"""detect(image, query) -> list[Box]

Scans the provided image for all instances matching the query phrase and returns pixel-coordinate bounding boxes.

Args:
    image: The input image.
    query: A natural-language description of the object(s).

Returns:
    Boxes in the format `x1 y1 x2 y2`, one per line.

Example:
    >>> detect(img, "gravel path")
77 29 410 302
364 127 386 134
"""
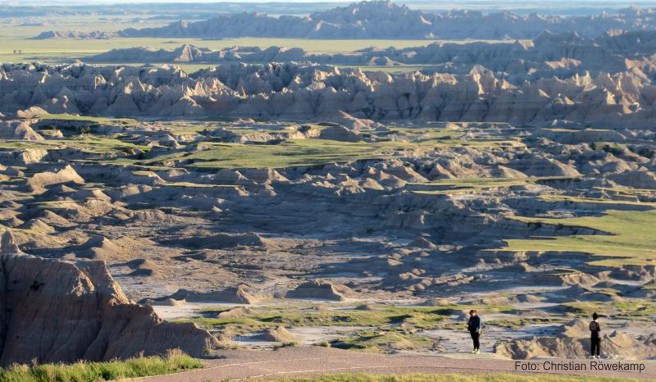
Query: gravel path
128 347 656 381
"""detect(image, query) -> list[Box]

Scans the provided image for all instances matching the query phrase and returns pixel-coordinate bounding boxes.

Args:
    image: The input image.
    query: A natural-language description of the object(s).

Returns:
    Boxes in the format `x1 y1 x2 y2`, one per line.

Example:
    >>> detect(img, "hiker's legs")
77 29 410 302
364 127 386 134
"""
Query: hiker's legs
594 337 601 356
590 337 595 356
591 337 600 356
471 332 480 350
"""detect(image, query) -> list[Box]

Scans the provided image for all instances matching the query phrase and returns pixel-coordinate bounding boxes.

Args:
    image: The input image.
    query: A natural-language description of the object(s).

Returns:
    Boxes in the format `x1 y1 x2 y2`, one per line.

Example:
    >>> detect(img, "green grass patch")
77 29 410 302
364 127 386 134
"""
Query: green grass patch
0 350 202 382
65 135 150 154
148 134 513 169
498 209 656 266
485 317 563 330
187 304 516 343
330 329 431 352
538 195 656 208
0 140 58 151
190 305 449 332
38 113 137 125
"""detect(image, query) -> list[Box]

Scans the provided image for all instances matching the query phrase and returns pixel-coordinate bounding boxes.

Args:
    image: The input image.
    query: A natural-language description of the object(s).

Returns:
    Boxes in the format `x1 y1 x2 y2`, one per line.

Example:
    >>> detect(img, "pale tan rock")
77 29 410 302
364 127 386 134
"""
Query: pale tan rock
0 253 215 365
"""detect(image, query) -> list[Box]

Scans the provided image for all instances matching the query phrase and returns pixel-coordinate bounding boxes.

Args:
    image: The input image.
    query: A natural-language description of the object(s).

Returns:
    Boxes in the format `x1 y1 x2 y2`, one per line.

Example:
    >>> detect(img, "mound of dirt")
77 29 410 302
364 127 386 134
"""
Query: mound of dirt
167 284 259 304
286 280 351 301
332 111 384 132
255 326 297 343
39 210 76 227
151 298 186 307
126 258 163 277
72 188 112 202
217 306 254 318
22 218 56 234
27 165 85 192
515 294 541 303
319 125 362 142
75 235 129 262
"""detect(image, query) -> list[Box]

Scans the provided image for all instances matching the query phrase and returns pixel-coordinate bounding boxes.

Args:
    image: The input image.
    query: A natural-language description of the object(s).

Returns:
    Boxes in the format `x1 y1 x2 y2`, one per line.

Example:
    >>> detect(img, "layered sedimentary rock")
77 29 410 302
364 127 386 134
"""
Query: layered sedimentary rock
1 62 655 127
0 233 214 366
34 2 656 40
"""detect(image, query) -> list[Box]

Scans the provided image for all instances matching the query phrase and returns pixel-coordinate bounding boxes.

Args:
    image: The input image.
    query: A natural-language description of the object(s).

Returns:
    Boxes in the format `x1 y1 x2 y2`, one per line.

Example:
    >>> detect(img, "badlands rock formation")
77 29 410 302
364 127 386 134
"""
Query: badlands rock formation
0 231 214 365
85 30 656 80
2 0 655 363
496 319 656 359
1 61 655 127
0 111 654 359
35 2 656 40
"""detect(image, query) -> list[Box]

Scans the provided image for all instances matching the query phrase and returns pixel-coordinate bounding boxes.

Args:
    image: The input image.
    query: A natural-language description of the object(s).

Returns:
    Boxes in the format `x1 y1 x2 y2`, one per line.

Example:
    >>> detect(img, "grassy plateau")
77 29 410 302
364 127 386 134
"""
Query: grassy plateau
500 209 656 266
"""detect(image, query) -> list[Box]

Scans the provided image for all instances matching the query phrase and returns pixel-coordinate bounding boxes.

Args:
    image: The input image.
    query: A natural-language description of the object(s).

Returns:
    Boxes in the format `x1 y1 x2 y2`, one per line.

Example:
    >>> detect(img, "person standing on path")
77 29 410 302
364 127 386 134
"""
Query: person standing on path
467 309 482 354
590 312 601 359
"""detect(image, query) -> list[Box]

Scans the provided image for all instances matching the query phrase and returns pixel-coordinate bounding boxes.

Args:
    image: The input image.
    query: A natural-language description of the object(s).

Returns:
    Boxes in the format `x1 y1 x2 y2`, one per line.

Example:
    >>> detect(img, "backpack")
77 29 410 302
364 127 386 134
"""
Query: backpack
589 321 599 332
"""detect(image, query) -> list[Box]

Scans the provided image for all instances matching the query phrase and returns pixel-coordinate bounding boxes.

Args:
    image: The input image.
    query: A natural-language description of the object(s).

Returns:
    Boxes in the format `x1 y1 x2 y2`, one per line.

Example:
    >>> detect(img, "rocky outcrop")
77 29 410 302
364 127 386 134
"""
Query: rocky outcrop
0 231 22 255
163 284 260 304
0 120 44 141
286 280 351 301
0 249 214 366
26 165 85 192
2 62 656 127
495 319 656 360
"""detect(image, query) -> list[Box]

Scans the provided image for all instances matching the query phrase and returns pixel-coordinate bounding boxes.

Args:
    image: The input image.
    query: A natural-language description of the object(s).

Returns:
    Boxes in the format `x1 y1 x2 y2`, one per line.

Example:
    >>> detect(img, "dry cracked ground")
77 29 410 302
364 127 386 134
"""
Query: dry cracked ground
0 1 656 377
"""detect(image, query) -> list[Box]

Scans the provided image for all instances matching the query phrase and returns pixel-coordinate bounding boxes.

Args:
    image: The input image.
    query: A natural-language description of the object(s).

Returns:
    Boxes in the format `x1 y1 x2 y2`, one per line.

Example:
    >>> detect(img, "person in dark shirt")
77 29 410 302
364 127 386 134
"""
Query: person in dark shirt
467 309 482 354
589 312 601 359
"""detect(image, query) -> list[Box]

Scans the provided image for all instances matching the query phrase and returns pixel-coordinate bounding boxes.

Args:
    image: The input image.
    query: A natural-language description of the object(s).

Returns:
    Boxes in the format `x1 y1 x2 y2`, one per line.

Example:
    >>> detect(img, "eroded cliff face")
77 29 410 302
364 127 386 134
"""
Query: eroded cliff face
0 235 213 366
0 62 654 127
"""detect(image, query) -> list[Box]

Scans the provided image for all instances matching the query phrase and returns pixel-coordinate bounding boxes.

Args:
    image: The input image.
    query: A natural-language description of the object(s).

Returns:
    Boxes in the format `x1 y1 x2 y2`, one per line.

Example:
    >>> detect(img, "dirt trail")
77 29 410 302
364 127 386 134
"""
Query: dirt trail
128 347 656 381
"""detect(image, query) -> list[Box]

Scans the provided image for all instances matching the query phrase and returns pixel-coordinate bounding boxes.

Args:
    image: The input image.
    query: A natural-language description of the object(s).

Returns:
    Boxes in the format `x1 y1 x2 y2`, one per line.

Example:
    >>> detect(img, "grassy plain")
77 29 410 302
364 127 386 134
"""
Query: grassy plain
0 15 513 70
146 134 515 169
500 209 656 266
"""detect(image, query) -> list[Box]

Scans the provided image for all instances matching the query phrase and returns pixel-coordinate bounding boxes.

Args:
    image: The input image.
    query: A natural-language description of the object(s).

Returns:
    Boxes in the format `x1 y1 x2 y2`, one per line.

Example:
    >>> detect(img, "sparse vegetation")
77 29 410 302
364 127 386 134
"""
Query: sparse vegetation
0 350 202 382
329 329 431 352
190 305 451 332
